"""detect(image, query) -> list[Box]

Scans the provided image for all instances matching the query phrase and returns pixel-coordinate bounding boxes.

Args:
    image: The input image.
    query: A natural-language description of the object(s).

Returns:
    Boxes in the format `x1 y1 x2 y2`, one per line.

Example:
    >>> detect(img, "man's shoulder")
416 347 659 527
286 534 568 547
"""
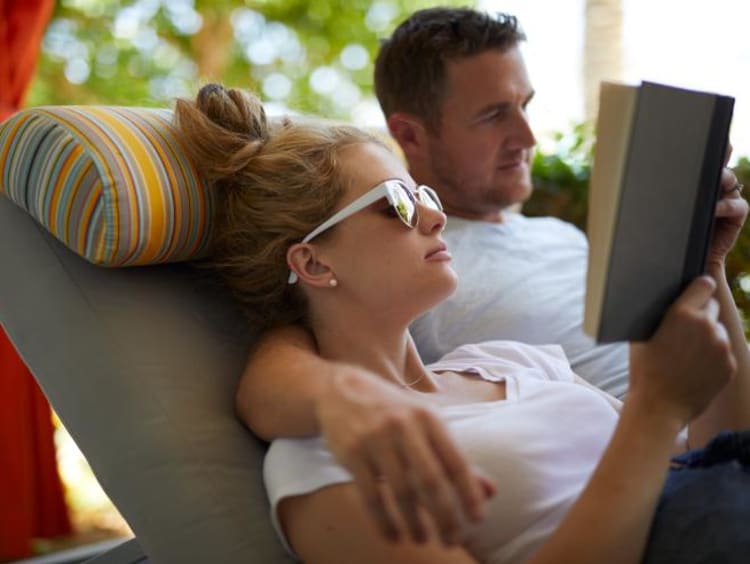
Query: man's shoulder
445 212 580 231
513 213 588 245
441 214 588 257
513 212 581 231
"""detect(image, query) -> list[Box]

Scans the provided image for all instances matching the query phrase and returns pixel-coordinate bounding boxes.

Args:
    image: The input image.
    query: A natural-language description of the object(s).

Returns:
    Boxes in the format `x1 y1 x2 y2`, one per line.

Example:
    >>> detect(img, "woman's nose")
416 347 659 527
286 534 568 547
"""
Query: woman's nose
418 203 446 233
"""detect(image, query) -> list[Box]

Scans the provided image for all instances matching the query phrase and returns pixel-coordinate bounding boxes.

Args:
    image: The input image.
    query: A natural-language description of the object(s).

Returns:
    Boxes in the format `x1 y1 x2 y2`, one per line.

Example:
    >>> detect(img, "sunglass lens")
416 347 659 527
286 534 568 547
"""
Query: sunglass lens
419 187 442 211
395 190 417 226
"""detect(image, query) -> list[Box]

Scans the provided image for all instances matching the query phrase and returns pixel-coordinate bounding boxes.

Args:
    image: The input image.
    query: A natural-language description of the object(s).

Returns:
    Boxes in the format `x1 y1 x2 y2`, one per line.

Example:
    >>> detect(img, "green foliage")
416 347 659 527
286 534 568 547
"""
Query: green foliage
728 157 750 328
527 123 593 231
528 125 750 336
27 1 750 333
29 0 470 118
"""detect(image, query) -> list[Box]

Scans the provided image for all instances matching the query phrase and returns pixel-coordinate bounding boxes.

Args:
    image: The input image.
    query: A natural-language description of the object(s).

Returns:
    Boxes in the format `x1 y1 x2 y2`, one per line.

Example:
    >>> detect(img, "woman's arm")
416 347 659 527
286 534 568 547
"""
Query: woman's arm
272 278 734 564
686 168 750 447
530 168 748 563
528 401 678 564
279 483 479 564
236 324 494 545
278 278 734 564
528 276 735 564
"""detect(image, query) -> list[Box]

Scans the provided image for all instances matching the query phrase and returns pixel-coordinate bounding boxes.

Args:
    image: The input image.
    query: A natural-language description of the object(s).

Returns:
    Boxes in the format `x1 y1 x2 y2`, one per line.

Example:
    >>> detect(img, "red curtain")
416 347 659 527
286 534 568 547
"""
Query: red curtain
0 0 73 560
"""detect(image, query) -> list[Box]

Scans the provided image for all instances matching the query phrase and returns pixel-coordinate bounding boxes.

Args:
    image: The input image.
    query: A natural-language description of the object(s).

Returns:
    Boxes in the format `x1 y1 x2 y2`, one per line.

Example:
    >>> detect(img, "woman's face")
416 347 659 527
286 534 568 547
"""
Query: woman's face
319 141 457 324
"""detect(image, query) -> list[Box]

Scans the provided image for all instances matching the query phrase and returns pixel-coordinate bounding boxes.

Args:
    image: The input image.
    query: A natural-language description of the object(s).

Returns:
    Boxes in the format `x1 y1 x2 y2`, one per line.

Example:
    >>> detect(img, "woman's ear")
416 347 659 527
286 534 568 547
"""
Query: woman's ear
287 243 335 288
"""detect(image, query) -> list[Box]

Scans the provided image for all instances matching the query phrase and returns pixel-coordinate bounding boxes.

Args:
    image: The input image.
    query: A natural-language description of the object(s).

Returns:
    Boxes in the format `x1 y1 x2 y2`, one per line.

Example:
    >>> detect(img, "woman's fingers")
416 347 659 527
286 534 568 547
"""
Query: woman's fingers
719 166 737 192
716 196 749 218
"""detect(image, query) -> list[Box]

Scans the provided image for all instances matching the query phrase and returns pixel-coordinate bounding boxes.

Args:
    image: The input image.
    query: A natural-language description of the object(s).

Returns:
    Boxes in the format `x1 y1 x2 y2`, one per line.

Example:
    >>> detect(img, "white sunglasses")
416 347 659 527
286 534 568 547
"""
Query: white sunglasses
288 179 442 284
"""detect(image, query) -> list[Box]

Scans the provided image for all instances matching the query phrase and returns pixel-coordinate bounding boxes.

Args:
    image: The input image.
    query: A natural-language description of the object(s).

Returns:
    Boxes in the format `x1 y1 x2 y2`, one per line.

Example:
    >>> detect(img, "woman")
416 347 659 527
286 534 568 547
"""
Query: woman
175 84 750 563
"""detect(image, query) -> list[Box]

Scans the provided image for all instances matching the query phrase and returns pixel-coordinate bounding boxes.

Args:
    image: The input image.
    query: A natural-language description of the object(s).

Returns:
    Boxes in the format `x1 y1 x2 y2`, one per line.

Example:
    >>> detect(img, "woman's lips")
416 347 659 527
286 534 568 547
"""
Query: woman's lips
425 243 452 261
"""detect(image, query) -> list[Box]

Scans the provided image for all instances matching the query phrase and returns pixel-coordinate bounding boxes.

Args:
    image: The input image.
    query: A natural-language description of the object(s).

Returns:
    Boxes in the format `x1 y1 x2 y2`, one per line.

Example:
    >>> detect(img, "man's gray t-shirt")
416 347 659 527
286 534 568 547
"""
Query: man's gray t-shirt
409 213 629 399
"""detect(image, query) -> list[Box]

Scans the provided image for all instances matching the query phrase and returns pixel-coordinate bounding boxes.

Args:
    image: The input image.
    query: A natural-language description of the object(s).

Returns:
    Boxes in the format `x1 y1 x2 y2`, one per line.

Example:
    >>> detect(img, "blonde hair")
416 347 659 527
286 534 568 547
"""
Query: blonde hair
175 84 381 329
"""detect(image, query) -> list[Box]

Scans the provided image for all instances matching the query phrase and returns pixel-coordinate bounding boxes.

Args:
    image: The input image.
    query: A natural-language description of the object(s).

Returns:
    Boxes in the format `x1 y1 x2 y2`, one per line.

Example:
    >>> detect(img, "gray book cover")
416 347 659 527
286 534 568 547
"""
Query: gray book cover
589 81 733 342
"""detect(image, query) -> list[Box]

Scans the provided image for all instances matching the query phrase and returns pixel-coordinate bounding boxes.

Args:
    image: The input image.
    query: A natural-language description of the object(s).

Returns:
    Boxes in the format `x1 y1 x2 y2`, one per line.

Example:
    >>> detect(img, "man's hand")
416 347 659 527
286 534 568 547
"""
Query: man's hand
629 276 736 426
707 146 749 266
315 366 496 545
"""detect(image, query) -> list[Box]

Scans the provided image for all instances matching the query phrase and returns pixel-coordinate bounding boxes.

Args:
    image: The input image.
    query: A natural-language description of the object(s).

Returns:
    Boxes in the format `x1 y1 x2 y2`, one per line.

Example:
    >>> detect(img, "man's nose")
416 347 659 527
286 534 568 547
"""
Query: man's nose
507 110 536 150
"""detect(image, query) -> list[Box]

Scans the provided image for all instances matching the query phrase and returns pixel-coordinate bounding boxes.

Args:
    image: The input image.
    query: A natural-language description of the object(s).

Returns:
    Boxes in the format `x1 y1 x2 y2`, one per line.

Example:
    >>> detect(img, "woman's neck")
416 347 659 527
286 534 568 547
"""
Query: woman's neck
313 318 437 392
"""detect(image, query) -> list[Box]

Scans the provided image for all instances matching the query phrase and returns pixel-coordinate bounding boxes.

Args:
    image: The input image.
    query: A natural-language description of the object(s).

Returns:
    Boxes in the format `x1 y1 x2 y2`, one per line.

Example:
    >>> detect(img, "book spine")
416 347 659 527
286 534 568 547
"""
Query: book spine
682 96 735 283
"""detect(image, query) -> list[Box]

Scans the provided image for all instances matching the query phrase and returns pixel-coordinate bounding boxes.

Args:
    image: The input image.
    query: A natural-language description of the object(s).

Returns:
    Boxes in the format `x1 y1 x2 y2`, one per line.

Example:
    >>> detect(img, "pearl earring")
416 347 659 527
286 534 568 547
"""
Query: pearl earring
329 278 338 287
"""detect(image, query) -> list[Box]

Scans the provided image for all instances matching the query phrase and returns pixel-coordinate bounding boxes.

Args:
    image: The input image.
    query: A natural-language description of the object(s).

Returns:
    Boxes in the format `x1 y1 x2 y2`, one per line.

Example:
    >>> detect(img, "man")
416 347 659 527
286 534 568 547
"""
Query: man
235 7 736 546
373 8 627 397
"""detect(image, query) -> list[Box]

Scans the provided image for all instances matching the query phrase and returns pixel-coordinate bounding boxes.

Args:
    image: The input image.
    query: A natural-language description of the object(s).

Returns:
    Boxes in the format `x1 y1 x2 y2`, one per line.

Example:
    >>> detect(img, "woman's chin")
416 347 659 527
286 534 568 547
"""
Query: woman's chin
443 268 459 297
418 270 459 313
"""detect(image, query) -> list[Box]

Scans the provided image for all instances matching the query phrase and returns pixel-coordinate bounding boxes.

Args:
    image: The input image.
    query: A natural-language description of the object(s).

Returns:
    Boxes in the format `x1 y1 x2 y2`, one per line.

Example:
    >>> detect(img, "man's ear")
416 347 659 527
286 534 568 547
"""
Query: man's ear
287 243 334 288
387 112 428 162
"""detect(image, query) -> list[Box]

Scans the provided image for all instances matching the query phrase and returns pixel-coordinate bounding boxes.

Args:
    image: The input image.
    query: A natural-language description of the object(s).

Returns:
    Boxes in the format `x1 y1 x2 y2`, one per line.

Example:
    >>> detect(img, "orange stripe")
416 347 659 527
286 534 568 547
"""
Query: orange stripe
88 107 167 264
115 108 176 262
144 109 192 256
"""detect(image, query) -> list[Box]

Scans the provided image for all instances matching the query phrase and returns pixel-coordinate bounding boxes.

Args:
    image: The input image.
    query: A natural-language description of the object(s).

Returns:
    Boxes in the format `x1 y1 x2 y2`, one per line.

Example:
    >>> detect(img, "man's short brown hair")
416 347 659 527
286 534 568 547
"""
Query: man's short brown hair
374 7 526 132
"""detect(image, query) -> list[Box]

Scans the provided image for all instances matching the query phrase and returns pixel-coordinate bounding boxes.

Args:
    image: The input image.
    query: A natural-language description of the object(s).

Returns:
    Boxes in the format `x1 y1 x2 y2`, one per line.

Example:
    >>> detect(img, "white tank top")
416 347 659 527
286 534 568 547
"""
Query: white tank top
263 341 625 562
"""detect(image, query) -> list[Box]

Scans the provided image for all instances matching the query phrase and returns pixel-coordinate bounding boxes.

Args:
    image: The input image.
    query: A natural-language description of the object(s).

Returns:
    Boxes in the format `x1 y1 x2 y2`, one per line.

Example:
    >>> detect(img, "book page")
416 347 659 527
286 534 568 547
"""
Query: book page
584 81 638 337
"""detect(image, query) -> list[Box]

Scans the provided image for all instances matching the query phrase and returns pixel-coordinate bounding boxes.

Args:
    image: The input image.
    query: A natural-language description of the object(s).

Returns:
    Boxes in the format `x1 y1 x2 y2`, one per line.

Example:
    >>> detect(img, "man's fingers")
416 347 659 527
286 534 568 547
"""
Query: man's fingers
336 403 491 546
424 413 491 523
372 438 429 543
400 427 464 545
478 472 497 498
347 458 401 541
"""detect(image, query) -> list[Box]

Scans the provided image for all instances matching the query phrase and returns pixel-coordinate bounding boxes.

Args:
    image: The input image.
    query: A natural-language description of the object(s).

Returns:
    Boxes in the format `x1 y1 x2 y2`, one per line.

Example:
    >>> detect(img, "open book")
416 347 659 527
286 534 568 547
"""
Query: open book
584 81 734 342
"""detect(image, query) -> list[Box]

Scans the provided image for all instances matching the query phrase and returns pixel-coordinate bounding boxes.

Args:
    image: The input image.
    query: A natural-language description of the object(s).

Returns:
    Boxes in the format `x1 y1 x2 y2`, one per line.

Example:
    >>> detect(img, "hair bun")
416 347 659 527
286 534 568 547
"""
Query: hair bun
197 83 269 144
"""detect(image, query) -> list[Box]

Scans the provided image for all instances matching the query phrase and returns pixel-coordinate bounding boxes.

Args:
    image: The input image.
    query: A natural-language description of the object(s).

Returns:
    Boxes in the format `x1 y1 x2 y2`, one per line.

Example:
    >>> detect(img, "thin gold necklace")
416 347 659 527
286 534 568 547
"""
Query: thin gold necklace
398 371 426 389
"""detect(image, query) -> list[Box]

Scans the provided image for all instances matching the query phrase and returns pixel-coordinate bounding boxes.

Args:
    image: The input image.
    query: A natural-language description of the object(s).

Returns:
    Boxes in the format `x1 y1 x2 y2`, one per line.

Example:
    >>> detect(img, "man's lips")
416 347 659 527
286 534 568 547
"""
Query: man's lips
497 160 526 170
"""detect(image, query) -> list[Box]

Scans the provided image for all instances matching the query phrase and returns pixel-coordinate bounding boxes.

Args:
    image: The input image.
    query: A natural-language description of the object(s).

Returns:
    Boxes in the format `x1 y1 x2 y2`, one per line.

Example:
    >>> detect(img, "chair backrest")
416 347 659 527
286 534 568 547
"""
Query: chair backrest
0 104 293 562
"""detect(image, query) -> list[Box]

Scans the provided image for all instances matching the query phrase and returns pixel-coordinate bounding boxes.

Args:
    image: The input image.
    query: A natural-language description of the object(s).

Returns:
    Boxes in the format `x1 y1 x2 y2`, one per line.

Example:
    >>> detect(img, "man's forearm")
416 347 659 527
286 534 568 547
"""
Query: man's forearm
236 326 335 440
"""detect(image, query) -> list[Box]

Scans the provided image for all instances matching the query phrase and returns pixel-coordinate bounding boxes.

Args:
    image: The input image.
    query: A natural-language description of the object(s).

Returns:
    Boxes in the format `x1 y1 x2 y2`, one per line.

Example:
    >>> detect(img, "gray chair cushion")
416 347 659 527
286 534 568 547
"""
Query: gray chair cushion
0 196 292 563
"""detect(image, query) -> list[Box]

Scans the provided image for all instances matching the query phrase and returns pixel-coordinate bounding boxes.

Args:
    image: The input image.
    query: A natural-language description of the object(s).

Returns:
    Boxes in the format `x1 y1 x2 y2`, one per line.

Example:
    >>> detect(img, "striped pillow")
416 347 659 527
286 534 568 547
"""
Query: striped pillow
0 106 213 266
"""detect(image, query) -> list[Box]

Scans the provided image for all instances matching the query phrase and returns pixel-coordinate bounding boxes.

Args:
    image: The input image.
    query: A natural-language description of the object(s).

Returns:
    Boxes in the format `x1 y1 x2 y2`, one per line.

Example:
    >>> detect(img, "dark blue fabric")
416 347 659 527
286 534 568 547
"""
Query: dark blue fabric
642 430 750 564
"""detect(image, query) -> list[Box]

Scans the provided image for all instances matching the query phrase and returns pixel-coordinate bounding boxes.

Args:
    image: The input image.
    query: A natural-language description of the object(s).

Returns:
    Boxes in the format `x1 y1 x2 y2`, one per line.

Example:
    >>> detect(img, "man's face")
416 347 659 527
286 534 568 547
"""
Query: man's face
423 47 536 222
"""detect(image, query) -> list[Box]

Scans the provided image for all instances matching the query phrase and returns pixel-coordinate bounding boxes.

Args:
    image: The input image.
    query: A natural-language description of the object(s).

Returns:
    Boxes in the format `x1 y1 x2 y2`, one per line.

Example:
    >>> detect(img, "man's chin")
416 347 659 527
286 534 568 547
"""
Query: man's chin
495 181 533 207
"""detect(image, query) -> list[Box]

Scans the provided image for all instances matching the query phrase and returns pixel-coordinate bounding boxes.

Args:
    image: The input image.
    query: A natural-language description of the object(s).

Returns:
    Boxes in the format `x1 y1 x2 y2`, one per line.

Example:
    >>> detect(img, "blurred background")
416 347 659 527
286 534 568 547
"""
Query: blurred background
3 0 750 560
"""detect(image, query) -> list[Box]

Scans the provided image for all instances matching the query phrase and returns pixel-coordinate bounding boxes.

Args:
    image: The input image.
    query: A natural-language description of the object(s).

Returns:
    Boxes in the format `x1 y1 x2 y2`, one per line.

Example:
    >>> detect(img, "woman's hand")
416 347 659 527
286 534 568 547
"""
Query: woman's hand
315 366 495 545
629 276 736 427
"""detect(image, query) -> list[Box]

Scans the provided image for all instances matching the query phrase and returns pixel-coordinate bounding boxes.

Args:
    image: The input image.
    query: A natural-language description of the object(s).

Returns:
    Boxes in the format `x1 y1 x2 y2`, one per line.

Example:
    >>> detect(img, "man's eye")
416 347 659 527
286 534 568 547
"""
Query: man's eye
483 110 504 122
382 206 400 218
